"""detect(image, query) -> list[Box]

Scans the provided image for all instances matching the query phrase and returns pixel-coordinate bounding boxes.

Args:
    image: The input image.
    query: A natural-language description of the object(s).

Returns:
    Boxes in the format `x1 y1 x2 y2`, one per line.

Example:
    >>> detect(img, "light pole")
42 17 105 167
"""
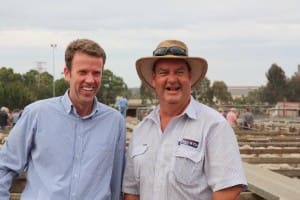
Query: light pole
50 44 57 97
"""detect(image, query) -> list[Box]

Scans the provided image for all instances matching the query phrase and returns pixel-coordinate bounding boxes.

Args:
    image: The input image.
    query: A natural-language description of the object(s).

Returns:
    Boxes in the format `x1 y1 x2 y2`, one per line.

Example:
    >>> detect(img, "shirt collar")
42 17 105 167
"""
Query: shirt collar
61 90 99 118
184 96 198 120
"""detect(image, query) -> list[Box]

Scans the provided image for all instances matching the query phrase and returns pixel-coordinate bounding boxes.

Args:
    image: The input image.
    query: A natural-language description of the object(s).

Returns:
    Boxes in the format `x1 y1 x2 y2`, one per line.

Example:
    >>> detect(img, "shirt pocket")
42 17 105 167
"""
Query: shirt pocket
173 147 204 185
130 144 149 179
131 145 148 158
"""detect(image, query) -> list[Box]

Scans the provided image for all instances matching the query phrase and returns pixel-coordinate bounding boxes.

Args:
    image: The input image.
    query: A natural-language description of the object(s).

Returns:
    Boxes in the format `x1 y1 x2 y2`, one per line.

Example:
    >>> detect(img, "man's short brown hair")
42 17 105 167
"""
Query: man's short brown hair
65 39 106 70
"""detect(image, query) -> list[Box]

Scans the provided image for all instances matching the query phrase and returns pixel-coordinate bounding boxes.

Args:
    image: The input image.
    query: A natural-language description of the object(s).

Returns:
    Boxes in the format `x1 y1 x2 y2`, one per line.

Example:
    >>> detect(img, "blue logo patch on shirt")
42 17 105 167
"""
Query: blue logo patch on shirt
178 138 199 148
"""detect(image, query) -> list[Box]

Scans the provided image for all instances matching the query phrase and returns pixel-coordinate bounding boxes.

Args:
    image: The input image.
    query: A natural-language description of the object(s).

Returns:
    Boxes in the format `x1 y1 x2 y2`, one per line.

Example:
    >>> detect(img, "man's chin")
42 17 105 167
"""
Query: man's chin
80 96 94 104
164 97 180 104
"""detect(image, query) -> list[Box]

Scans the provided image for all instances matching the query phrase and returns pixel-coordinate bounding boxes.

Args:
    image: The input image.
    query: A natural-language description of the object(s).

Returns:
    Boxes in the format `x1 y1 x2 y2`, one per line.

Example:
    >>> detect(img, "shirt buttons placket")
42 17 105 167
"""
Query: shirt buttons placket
70 122 83 200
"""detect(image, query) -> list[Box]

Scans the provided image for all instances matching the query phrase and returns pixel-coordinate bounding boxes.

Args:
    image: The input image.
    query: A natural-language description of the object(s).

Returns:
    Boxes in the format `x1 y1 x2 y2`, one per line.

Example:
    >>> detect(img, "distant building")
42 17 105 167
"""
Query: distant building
269 102 300 118
228 86 259 99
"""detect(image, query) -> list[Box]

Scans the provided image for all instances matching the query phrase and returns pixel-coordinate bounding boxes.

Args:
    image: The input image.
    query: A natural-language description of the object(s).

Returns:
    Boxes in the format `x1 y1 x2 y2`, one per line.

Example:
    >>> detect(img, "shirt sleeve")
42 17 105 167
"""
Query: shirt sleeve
110 117 126 200
0 107 36 199
204 120 247 191
122 130 140 195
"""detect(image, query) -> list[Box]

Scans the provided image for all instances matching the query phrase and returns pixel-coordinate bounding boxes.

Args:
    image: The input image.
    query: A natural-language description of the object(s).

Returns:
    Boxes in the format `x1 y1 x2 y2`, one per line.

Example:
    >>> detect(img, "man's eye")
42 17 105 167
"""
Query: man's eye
176 70 186 75
159 71 168 75
93 72 101 76
79 71 86 75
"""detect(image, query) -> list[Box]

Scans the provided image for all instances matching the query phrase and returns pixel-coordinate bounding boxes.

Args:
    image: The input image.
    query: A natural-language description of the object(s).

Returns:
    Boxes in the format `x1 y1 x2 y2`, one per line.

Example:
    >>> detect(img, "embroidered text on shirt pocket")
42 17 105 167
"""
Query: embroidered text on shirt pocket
173 147 204 185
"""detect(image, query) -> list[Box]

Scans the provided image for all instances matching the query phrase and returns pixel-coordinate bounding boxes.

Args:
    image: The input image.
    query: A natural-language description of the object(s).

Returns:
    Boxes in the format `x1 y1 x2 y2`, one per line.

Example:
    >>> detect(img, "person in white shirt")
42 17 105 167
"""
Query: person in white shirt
122 40 247 200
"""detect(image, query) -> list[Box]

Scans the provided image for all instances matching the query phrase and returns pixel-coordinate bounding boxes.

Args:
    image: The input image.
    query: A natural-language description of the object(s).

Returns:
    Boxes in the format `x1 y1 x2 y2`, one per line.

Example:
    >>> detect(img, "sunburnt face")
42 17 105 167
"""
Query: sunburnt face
152 59 192 108
64 52 103 109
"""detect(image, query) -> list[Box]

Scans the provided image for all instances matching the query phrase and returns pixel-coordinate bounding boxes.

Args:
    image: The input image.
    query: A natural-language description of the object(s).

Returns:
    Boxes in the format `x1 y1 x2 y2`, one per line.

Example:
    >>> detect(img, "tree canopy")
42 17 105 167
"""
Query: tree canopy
139 83 156 105
234 63 300 105
260 63 288 104
0 67 128 110
211 81 232 104
1 62 299 111
98 69 129 105
192 77 213 105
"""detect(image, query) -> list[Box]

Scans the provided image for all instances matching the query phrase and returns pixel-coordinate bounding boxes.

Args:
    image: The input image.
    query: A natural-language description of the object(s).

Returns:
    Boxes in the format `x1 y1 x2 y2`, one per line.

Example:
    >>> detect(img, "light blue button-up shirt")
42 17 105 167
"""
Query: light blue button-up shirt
0 91 126 200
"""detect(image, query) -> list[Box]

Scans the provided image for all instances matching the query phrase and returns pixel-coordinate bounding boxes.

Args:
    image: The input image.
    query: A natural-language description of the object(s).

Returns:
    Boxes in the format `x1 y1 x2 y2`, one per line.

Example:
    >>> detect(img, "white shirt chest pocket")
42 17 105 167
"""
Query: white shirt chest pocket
130 145 149 179
173 147 204 185
131 145 148 159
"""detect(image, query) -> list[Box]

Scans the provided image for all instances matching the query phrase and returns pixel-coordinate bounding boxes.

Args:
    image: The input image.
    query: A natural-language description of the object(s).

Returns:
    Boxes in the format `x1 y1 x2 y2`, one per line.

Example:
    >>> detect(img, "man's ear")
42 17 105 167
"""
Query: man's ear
64 67 70 82
151 73 156 88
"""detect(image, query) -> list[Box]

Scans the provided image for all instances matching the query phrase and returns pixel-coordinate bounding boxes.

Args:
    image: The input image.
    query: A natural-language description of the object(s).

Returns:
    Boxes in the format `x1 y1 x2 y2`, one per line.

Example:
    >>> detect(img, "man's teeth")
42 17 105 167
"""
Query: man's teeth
166 86 179 91
83 87 93 91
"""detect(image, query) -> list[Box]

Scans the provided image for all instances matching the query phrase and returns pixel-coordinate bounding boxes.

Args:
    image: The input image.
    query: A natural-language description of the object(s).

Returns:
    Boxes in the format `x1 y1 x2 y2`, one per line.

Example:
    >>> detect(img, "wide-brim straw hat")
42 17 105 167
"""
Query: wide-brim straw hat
136 40 208 90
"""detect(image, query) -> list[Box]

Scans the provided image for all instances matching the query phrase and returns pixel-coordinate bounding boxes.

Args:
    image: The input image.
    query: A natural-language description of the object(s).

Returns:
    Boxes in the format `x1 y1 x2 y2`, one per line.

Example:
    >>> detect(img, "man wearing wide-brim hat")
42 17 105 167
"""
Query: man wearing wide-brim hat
123 40 247 200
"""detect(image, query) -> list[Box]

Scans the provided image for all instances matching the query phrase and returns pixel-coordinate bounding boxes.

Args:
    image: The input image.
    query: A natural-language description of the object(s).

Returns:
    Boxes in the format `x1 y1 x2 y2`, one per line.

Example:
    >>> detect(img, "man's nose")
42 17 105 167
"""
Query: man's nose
85 73 94 82
167 73 178 82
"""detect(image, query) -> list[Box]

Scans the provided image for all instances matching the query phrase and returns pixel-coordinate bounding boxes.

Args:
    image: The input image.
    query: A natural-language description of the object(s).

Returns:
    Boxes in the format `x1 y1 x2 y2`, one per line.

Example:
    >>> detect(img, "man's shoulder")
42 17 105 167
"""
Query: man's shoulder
26 96 60 109
95 101 123 118
22 97 64 118
190 100 225 121
130 113 156 137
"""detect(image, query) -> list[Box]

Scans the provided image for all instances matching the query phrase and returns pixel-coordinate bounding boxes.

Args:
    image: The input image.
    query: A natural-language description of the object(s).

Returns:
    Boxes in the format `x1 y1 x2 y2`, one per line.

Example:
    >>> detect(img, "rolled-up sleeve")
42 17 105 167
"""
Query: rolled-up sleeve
205 121 247 192
122 136 140 195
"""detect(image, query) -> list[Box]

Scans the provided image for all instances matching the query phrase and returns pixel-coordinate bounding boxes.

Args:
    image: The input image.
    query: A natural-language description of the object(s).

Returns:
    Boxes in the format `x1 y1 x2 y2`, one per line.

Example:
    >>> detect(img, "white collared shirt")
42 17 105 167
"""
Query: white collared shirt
123 97 247 200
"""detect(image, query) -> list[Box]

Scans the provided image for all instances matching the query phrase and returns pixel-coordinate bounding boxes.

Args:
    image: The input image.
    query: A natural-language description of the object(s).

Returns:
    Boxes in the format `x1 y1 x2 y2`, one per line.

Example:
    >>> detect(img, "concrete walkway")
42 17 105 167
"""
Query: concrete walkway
243 162 300 200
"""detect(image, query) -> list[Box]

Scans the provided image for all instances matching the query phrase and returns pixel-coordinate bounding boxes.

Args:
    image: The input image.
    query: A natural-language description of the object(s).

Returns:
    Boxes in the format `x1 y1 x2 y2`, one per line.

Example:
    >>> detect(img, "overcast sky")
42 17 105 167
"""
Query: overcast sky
1 0 299 88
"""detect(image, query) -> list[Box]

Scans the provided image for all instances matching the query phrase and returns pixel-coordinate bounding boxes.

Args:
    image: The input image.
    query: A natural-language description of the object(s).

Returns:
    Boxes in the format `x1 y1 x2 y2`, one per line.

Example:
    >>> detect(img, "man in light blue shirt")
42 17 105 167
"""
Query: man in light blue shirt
0 39 126 200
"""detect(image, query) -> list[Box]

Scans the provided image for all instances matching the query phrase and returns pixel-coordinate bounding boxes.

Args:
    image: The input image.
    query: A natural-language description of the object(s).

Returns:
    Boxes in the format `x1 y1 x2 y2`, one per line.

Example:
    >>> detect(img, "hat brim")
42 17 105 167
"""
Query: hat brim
136 55 208 90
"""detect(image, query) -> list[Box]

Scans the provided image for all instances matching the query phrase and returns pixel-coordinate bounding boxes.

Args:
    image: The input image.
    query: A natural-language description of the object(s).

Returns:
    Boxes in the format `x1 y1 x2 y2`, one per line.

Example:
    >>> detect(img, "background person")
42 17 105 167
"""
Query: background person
227 107 239 128
0 107 9 130
117 96 128 118
11 109 20 127
242 107 254 130
0 39 126 200
123 40 247 200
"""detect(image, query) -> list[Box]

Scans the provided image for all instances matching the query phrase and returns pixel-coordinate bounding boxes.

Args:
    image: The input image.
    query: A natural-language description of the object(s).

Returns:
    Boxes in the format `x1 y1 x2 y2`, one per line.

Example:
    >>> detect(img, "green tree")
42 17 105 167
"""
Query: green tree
23 69 39 89
23 70 53 100
0 67 130 110
55 78 69 96
286 73 300 101
246 87 264 104
0 67 32 109
36 72 53 99
192 77 213 105
98 69 129 105
261 63 288 104
212 81 232 104
140 82 156 105
0 67 22 83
